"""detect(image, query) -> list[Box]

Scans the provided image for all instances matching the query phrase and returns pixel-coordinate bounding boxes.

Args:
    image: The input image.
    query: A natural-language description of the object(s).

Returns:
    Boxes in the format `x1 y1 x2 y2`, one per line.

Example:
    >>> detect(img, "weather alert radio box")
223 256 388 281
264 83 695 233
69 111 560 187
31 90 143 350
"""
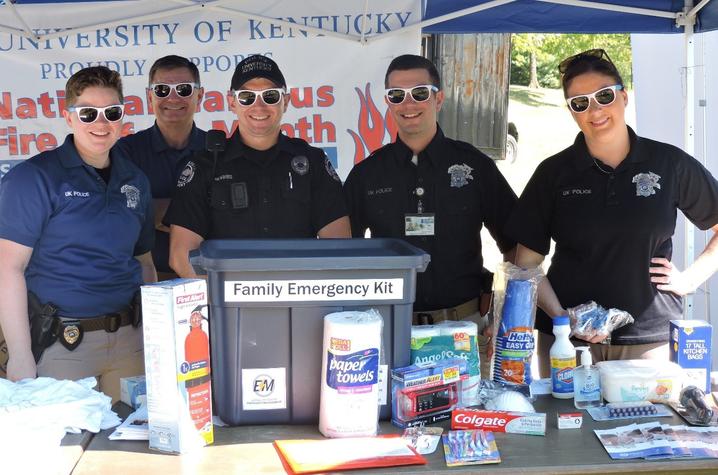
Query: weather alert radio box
670 320 712 392
141 279 213 453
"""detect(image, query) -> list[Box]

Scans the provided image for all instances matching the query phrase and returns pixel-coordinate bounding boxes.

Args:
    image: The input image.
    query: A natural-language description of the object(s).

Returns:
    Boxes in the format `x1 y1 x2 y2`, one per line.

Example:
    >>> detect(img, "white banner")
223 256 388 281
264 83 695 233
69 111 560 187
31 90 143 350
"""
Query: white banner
224 278 404 302
0 0 421 180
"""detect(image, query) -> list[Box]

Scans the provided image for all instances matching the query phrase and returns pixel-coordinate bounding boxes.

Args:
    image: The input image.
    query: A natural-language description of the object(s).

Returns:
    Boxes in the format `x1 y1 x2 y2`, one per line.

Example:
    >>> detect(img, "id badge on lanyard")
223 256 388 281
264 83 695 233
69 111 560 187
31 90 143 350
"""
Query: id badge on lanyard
405 192 434 236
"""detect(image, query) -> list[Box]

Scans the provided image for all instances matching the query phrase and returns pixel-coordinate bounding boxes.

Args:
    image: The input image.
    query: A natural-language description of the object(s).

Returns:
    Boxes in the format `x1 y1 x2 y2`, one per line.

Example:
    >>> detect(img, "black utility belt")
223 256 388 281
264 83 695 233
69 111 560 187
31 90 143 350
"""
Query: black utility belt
59 309 136 333
57 309 138 351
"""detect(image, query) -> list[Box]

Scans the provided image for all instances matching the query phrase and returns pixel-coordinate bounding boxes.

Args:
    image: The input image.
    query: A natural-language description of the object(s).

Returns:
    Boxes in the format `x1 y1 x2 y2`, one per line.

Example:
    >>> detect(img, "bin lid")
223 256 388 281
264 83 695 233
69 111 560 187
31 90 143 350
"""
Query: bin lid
191 238 430 272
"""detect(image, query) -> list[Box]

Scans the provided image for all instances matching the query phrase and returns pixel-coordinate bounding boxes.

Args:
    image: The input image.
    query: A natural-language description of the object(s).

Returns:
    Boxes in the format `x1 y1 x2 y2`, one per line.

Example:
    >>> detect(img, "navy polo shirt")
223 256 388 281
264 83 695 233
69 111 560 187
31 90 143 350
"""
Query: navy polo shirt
343 127 517 312
505 127 718 344
163 131 347 238
0 135 154 317
117 122 206 272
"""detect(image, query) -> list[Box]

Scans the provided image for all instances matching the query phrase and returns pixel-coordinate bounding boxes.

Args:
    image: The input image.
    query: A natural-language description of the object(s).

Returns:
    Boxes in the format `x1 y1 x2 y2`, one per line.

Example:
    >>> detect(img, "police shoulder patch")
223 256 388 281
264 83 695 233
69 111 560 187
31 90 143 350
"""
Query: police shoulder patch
177 161 195 188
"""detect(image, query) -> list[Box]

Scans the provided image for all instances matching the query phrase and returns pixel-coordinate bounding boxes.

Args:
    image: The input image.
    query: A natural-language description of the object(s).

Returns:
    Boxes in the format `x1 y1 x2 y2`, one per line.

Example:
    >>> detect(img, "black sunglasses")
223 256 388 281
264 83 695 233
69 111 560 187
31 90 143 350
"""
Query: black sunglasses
68 105 124 123
558 48 615 74
384 85 438 104
233 88 285 106
150 83 198 98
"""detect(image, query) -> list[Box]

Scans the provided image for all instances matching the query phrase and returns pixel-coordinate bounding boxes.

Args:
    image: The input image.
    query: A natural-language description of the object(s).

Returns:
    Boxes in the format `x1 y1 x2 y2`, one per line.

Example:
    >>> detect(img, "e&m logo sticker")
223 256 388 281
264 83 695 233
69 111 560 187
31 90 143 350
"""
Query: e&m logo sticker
242 367 287 411
253 374 275 397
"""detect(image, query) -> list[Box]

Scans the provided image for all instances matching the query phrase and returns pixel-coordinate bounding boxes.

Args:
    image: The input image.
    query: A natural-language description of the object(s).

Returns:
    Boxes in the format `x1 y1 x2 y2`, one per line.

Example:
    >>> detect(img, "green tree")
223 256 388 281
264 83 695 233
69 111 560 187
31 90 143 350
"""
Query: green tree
511 33 632 89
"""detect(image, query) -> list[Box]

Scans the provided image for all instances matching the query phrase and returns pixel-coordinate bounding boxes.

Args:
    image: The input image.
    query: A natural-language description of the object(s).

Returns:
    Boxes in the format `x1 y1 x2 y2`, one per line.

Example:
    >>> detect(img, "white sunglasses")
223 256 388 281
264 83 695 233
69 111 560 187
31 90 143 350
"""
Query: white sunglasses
384 85 438 104
232 88 286 106
566 85 623 113
68 104 124 123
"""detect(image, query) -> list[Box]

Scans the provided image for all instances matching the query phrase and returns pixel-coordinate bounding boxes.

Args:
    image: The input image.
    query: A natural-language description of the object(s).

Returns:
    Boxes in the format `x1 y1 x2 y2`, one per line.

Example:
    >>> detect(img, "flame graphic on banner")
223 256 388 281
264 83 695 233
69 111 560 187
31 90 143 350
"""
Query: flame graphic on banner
347 83 397 164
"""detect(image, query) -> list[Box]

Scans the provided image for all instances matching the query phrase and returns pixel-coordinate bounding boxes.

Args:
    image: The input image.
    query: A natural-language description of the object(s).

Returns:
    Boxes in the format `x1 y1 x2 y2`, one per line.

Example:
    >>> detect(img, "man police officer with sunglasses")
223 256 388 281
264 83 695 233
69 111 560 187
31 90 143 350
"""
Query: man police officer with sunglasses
343 55 517 378
117 55 207 280
164 54 350 278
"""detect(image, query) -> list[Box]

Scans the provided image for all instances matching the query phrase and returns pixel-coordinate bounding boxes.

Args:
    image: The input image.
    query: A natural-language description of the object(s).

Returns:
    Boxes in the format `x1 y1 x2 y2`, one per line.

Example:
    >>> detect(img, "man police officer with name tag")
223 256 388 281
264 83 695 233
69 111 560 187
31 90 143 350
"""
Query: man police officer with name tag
343 55 517 378
164 55 350 278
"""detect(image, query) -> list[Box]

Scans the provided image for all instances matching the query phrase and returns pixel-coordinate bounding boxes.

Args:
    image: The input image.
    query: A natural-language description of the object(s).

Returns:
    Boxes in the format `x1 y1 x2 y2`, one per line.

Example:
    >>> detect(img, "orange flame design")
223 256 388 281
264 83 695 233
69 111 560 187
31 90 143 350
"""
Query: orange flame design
347 83 397 164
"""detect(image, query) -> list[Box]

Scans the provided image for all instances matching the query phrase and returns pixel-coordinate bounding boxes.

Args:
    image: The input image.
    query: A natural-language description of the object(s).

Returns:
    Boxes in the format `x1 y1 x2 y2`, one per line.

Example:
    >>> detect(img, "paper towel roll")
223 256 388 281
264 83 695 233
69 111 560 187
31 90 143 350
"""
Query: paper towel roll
411 325 442 340
437 320 478 337
438 321 480 406
319 310 383 438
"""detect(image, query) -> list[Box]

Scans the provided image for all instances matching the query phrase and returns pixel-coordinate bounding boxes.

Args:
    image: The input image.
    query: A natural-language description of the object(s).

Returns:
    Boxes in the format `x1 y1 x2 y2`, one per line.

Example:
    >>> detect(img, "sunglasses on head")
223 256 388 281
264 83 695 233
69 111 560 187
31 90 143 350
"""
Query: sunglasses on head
566 85 623 113
384 85 438 104
150 83 198 98
233 88 285 106
558 48 615 74
68 105 124 123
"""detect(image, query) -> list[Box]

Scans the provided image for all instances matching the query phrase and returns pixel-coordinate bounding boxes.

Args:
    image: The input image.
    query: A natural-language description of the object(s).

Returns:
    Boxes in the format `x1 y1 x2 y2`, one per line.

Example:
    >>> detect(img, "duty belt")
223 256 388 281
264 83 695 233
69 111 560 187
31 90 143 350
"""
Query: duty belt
412 298 479 325
59 309 134 333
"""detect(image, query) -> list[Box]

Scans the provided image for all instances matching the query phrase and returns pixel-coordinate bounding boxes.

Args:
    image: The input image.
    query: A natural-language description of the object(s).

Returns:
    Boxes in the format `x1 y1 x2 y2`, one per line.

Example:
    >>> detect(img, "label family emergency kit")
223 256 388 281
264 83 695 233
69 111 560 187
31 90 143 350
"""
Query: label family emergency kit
190 238 429 425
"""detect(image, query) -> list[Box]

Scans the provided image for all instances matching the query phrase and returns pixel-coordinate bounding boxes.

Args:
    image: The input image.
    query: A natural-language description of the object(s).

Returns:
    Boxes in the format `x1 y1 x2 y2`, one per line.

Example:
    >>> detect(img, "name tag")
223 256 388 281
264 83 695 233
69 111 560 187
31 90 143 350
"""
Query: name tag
405 213 435 236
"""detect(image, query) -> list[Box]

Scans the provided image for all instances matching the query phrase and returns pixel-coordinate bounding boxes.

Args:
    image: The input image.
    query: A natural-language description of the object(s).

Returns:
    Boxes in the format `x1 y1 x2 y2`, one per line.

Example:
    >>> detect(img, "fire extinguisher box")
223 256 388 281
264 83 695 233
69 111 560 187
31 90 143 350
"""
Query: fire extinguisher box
141 278 213 453
190 238 429 426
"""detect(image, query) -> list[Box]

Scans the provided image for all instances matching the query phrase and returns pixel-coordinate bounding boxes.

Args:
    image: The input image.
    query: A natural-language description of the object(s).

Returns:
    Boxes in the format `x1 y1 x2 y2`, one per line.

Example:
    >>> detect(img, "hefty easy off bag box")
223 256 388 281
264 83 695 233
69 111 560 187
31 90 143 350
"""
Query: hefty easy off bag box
141 279 213 453
670 320 712 392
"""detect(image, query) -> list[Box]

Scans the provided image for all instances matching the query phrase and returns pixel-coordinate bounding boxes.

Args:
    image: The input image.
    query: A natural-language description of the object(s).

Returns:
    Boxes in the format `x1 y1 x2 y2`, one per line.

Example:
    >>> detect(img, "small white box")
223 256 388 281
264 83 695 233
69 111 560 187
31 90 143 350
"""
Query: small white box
142 279 213 453
120 375 146 409
557 412 583 429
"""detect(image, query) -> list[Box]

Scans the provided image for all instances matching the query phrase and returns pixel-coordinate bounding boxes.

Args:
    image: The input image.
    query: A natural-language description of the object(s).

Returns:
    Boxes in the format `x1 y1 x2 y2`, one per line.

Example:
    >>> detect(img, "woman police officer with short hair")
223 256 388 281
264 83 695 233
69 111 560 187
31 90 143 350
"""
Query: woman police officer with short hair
0 66 156 401
505 49 718 375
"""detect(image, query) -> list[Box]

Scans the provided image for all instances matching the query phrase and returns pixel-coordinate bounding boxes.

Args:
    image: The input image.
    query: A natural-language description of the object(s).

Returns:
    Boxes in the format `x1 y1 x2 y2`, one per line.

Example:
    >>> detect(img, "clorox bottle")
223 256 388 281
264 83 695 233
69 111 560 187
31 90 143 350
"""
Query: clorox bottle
550 316 575 399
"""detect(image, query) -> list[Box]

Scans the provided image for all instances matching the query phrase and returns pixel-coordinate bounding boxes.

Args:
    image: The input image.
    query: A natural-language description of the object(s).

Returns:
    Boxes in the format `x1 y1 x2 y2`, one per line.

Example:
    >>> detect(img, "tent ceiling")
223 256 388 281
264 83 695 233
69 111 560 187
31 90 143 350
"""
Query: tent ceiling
0 0 716 42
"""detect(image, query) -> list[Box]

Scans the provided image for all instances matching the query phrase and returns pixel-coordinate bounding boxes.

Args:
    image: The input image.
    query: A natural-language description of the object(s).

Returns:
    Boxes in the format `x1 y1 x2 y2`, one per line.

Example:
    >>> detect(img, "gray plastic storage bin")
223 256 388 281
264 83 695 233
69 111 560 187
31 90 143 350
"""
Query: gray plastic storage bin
191 238 429 426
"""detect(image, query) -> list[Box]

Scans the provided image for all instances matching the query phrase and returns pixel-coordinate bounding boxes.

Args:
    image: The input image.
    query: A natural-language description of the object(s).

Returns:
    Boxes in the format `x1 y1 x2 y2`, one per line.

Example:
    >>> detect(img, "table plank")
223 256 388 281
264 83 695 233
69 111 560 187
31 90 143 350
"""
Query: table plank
73 397 718 474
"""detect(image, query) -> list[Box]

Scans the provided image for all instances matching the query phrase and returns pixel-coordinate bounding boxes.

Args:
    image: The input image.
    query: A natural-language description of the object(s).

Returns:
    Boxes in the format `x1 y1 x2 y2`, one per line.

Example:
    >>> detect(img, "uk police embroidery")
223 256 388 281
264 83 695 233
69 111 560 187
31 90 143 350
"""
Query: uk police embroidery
448 163 474 188
120 184 140 209
177 161 195 187
291 155 309 175
324 157 340 182
632 172 661 197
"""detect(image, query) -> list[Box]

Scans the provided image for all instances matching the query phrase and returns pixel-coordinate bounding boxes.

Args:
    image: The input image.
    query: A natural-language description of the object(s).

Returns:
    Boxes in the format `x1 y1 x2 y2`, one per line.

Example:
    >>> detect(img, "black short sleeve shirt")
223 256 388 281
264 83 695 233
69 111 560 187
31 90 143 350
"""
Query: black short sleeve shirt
505 127 718 344
163 132 347 238
344 127 517 312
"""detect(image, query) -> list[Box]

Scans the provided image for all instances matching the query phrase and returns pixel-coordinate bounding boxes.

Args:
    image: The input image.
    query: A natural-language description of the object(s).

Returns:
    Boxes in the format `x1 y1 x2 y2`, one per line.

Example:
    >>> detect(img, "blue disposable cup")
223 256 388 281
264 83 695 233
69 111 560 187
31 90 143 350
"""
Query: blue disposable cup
500 279 533 335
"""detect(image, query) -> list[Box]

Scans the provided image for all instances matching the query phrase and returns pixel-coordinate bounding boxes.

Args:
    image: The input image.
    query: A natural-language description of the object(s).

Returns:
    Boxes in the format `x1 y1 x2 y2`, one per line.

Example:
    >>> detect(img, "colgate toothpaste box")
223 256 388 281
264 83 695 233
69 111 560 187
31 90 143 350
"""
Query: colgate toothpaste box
451 408 546 436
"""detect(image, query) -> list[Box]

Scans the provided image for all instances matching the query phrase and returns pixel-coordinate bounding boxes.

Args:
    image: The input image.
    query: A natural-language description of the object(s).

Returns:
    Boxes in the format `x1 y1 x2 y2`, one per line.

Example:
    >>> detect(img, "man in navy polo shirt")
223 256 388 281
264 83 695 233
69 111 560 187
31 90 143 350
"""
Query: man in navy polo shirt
117 55 207 279
0 66 155 401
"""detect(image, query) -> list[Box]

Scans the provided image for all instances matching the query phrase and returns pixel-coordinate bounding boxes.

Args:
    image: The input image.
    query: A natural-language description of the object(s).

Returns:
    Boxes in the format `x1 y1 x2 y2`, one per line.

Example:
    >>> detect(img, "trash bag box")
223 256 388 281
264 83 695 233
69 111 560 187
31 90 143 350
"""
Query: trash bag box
191 238 429 425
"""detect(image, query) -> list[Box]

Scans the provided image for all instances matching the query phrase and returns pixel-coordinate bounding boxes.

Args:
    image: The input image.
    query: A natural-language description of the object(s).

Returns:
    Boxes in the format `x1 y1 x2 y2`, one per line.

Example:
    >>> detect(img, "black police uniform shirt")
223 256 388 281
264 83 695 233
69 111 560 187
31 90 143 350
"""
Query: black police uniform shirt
505 127 718 345
117 122 207 273
163 131 347 238
343 126 517 312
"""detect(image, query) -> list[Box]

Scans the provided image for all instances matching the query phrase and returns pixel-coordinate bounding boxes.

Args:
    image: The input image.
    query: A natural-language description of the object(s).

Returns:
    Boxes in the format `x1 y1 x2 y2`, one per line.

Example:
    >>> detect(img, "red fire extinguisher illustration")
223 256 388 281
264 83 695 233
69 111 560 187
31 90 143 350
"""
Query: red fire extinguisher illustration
185 305 211 433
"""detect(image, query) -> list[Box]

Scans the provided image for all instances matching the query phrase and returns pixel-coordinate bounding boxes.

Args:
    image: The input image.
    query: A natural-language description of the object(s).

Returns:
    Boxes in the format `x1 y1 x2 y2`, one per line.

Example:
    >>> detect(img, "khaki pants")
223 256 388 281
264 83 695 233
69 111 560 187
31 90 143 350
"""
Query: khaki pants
536 331 669 379
1 325 144 403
